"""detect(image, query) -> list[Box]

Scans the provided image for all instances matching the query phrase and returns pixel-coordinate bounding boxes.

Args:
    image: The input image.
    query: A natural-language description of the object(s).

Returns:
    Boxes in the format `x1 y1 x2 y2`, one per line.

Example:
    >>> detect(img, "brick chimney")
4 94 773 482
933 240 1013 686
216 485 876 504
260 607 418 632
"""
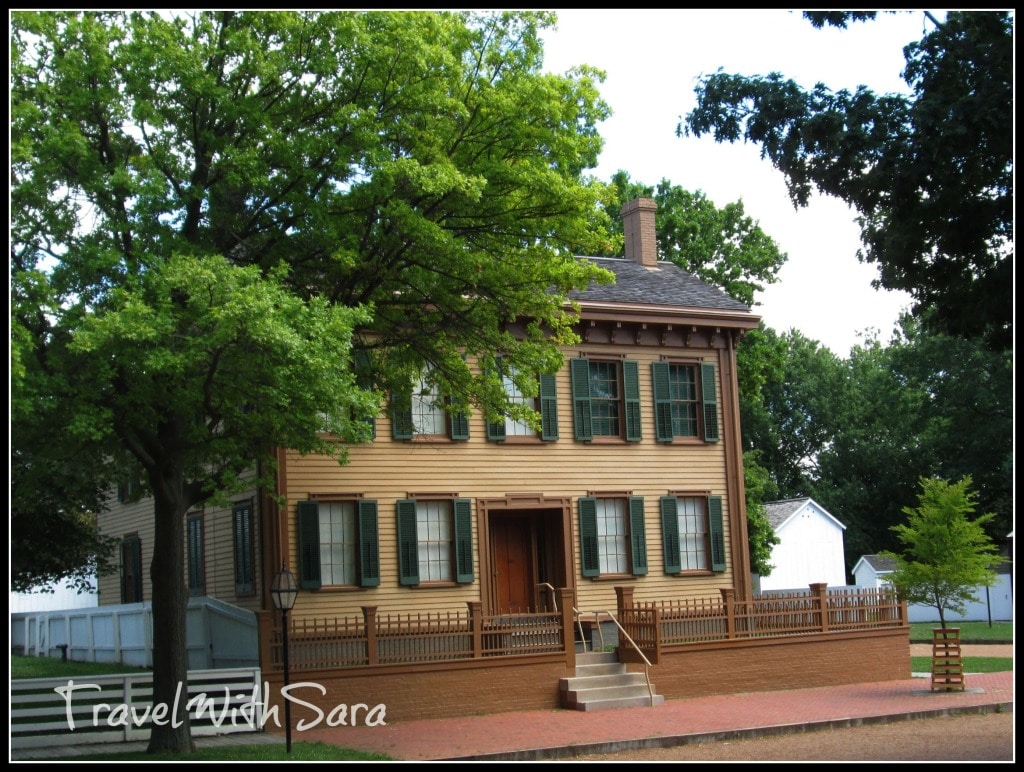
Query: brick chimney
621 197 658 267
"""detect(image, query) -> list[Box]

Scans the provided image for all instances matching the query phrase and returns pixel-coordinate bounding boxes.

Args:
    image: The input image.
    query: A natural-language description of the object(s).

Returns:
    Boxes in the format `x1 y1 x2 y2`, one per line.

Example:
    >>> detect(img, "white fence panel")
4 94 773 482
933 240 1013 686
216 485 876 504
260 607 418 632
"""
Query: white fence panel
11 597 258 669
11 668 265 749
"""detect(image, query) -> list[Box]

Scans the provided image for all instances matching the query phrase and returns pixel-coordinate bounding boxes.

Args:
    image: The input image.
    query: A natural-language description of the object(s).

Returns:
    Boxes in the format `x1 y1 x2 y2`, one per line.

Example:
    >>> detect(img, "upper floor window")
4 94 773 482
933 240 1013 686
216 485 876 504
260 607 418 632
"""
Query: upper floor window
391 366 469 441
570 358 641 442
578 496 648 577
297 499 380 589
396 498 474 586
660 494 726 574
120 535 143 603
485 361 559 442
652 361 719 443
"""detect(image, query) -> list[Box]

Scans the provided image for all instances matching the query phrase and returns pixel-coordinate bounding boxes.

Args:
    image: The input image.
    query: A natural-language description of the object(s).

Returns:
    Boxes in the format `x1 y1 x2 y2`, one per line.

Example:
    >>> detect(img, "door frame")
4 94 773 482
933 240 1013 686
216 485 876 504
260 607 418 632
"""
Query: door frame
477 494 574 616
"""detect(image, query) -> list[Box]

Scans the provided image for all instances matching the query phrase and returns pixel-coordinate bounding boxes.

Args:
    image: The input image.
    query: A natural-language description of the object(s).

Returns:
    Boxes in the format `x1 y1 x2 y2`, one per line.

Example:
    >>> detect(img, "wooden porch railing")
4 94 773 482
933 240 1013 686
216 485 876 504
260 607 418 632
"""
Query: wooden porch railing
259 584 906 673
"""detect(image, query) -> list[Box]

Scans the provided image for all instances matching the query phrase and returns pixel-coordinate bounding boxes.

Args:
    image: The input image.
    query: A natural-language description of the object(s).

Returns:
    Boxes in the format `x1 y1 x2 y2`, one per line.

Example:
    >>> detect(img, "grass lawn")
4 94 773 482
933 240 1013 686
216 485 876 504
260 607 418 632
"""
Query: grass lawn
68 743 393 762
908 620 1012 642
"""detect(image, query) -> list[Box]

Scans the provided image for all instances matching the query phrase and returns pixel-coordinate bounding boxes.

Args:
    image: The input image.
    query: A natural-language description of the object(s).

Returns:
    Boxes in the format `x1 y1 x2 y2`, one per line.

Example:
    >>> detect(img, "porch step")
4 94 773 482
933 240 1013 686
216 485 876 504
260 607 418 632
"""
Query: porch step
559 651 664 711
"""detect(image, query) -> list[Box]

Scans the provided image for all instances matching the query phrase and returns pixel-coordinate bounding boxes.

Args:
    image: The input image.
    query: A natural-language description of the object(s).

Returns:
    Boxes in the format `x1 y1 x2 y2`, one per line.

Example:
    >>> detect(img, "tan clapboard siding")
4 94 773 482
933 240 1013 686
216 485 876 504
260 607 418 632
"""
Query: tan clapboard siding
282 344 741 620
96 490 156 605
196 490 263 612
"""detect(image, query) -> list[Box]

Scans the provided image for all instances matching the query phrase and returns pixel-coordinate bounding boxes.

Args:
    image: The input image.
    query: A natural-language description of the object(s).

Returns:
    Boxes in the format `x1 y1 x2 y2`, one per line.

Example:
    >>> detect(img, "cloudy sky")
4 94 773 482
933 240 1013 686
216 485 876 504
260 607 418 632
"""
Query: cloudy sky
540 9 926 355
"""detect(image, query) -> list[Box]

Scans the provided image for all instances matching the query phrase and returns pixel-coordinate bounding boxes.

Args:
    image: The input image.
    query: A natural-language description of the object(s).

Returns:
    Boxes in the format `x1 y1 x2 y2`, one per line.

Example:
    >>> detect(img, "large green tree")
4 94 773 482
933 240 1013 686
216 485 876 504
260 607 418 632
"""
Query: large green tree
10 10 612 753
682 11 1013 350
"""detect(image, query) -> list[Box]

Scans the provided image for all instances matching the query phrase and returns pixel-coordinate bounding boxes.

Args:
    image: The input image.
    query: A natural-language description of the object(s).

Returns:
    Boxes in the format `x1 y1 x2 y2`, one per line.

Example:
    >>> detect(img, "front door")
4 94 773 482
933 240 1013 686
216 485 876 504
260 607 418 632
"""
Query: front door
491 515 534 612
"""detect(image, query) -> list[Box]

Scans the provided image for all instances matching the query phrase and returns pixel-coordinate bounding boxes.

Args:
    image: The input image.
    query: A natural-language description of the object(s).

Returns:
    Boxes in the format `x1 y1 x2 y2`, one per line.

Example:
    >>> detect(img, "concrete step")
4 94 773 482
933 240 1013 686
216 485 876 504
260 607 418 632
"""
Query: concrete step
562 682 665 711
573 661 629 677
560 672 649 692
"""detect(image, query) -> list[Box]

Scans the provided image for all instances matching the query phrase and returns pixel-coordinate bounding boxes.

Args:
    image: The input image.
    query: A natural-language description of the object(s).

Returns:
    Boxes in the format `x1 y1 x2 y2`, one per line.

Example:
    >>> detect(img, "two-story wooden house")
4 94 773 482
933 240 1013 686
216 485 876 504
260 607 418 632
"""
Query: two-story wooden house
96 198 910 724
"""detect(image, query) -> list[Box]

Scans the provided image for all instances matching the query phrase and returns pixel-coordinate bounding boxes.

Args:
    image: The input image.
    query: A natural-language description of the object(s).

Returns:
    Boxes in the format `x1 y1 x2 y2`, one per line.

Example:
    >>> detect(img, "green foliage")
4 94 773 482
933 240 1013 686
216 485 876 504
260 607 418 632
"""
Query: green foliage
742 450 781 577
682 11 1012 350
10 10 614 753
601 171 788 307
880 476 1005 630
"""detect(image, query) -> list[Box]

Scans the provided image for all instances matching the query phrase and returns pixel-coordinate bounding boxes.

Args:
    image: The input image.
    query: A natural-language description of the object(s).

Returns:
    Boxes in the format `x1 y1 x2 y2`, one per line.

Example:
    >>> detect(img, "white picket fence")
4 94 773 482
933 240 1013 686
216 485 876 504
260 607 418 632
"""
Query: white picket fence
11 667 266 749
11 596 258 669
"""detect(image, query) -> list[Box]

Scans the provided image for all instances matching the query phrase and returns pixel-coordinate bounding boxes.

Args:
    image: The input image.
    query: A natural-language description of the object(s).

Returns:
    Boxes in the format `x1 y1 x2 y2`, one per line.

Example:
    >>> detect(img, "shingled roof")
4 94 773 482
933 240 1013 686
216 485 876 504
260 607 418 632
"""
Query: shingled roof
570 256 752 313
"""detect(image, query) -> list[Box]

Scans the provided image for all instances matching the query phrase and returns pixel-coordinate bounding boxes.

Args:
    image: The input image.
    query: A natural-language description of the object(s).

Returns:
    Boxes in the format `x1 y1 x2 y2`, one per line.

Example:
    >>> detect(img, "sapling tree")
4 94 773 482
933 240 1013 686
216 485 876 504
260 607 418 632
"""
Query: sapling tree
879 476 1005 630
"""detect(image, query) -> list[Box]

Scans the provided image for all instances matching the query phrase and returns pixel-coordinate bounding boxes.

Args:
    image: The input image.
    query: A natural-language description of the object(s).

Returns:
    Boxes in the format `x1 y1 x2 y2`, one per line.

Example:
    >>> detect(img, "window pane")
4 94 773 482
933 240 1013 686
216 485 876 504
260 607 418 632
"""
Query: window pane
596 498 628 573
668 364 699 437
417 500 452 581
677 496 708 570
412 371 447 434
590 361 620 436
503 371 535 437
319 501 356 586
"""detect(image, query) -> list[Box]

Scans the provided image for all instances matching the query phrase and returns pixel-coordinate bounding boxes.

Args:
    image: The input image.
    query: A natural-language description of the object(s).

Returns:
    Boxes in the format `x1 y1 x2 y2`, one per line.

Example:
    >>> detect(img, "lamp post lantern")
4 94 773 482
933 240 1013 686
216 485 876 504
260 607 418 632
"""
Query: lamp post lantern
271 565 298 752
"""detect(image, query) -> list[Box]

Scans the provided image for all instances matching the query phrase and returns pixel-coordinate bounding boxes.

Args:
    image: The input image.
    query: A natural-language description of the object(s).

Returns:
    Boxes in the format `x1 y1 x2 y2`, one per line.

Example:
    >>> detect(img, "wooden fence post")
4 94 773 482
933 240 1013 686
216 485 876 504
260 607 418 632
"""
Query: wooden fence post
467 601 483 658
362 606 378 666
558 587 576 670
720 588 736 639
810 583 829 633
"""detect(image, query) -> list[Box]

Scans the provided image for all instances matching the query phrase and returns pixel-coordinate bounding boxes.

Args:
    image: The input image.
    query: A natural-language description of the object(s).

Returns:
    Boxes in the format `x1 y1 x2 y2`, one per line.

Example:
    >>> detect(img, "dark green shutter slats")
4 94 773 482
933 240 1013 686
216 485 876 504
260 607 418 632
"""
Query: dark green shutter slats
297 500 321 590
391 390 413 440
708 495 726 571
454 498 474 583
539 373 559 440
233 504 254 594
486 418 506 441
628 496 648 575
396 499 420 586
358 500 380 587
578 497 600 577
623 359 642 441
187 517 203 594
651 361 674 442
570 358 593 441
449 410 470 440
701 362 720 442
660 496 681 574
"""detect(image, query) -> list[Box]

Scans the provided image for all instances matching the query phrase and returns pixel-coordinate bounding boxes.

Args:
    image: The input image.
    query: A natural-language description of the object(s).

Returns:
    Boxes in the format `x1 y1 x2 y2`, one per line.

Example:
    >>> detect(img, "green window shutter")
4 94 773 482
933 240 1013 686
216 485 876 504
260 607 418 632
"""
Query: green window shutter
570 358 593 441
396 499 420 586
708 495 726 571
660 497 681 574
651 361 674 442
539 373 559 441
578 497 600 577
485 418 506 441
449 409 470 440
623 359 642 441
358 500 380 587
233 503 255 594
391 390 413 440
628 496 648 575
454 498 474 583
297 501 321 590
353 350 376 440
701 363 720 442
187 516 204 594
486 356 507 441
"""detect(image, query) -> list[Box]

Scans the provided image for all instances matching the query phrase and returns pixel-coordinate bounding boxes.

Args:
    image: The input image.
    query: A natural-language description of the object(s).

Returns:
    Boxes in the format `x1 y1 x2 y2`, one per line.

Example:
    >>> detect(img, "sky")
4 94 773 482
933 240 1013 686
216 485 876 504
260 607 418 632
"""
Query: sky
540 9 924 355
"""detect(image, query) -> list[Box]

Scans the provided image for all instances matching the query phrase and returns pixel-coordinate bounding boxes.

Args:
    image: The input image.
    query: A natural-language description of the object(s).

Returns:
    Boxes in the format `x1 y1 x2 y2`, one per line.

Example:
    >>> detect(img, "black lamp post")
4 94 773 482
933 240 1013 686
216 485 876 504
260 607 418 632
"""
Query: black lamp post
271 565 298 752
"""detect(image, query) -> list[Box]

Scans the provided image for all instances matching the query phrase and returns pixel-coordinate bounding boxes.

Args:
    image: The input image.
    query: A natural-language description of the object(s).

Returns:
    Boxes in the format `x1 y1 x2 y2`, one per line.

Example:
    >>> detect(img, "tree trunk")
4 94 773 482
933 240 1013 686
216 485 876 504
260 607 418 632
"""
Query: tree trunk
146 474 195 754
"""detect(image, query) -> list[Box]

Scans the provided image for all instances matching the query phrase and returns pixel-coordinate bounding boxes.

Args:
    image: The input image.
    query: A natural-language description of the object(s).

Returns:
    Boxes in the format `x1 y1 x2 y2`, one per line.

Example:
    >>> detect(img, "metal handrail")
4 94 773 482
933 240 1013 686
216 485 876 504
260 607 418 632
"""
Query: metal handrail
573 606 655 704
536 582 558 613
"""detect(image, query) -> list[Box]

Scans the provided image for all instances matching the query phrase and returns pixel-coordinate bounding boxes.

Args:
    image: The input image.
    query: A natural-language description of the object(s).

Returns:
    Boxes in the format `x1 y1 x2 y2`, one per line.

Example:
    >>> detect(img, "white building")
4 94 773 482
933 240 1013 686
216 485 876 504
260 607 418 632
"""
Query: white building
754 498 848 593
